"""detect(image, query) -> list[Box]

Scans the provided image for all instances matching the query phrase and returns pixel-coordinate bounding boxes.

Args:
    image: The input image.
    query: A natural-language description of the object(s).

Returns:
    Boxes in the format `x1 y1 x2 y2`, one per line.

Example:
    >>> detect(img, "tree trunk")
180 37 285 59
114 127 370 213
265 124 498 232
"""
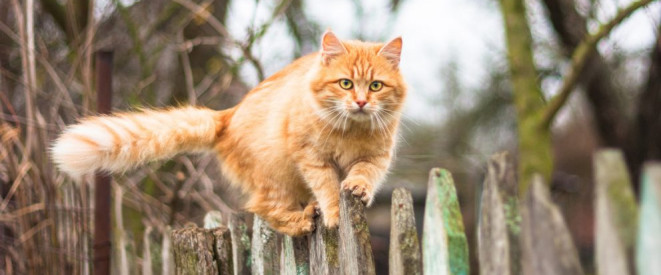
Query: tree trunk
499 0 553 195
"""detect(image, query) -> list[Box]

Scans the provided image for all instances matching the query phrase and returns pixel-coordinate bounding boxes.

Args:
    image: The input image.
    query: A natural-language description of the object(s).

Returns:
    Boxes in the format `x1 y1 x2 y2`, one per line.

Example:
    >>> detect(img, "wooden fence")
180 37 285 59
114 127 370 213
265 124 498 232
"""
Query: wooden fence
171 149 661 275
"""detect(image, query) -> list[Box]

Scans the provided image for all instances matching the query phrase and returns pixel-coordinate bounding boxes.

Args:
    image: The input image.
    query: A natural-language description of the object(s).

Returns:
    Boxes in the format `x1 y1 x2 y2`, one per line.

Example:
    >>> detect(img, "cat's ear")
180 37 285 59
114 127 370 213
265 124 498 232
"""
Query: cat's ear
320 30 346 65
378 37 403 69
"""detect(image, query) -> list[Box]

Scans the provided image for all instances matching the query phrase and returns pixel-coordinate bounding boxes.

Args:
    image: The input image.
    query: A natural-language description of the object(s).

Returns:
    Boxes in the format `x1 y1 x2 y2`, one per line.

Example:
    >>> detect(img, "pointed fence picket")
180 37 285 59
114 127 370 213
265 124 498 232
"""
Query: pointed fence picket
389 188 422 275
594 150 638 275
170 149 661 275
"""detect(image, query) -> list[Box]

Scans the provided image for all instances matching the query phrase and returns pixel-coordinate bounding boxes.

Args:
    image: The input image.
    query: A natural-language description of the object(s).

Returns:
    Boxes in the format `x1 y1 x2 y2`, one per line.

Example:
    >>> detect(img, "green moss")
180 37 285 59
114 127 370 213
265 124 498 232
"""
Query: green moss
606 175 638 247
437 169 470 275
322 228 339 267
504 197 521 235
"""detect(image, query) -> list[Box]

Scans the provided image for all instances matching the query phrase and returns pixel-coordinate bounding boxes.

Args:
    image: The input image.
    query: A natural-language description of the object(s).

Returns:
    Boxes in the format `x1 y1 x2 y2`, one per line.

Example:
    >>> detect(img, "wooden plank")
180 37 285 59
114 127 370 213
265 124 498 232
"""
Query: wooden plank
389 188 422 275
203 211 234 275
422 168 469 275
281 236 309 275
594 149 638 275
171 226 233 275
477 152 521 275
339 189 376 275
142 226 153 275
637 163 661 275
520 176 584 275
228 213 251 275
213 228 234 275
309 213 340 275
251 216 281 275
162 226 174 275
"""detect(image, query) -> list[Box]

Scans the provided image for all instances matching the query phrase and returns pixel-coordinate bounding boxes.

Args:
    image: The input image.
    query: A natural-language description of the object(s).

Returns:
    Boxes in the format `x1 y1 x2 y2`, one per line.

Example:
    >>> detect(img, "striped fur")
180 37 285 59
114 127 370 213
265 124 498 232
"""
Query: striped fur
52 107 229 177
51 31 406 236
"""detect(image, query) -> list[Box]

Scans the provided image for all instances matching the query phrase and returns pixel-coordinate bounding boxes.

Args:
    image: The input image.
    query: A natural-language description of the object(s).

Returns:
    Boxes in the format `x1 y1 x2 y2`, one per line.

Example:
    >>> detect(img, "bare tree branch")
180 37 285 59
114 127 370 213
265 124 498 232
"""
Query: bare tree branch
542 0 658 128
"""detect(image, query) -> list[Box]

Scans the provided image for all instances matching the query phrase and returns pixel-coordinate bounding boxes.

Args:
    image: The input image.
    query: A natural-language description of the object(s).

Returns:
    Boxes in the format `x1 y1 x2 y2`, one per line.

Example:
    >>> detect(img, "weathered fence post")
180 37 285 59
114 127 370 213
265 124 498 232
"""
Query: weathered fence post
422 168 469 275
594 149 638 275
339 189 376 275
477 152 521 275
171 226 233 275
228 213 251 275
637 163 661 275
389 188 422 275
280 236 309 275
163 226 174 275
94 50 113 275
309 214 340 275
520 176 583 275
251 216 281 275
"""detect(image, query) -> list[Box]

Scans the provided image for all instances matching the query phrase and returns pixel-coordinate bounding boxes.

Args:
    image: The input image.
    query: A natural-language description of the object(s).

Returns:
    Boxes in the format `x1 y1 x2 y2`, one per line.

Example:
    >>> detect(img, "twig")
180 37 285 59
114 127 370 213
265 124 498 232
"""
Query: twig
171 0 231 38
80 0 96 114
11 0 35 164
177 31 197 105
542 0 658 128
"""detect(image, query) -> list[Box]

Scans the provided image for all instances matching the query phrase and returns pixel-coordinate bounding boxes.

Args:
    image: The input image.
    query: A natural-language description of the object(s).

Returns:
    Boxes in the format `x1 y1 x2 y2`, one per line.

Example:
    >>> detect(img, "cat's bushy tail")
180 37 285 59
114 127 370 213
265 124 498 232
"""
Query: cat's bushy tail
51 106 232 178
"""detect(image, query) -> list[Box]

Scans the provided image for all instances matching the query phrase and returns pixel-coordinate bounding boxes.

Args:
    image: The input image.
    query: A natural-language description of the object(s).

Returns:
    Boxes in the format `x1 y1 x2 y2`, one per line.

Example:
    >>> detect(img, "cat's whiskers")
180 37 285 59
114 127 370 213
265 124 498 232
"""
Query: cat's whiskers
377 109 410 145
379 109 411 133
373 111 395 143
321 111 347 149
341 111 350 136
316 104 348 148
369 114 376 133
316 107 343 139
372 111 385 137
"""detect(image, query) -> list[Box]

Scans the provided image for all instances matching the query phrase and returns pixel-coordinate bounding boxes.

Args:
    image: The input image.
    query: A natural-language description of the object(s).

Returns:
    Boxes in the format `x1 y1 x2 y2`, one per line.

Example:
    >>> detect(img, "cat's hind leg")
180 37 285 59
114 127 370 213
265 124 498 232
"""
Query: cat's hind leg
245 193 318 236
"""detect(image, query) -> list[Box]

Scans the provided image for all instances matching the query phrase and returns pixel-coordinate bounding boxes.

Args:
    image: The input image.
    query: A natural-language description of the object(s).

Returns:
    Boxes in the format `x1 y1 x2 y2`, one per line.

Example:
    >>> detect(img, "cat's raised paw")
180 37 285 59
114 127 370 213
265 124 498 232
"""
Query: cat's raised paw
342 178 373 205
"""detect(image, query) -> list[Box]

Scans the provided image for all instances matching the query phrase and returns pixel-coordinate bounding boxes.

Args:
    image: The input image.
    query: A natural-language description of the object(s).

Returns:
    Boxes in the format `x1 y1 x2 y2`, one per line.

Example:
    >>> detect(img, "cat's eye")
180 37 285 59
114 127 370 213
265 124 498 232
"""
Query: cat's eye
369 81 383 92
339 79 353 90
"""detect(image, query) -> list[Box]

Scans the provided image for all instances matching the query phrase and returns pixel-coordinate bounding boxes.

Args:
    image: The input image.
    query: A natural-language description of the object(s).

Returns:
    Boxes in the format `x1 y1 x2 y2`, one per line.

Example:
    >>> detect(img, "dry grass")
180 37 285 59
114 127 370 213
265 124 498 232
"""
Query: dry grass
0 0 288 273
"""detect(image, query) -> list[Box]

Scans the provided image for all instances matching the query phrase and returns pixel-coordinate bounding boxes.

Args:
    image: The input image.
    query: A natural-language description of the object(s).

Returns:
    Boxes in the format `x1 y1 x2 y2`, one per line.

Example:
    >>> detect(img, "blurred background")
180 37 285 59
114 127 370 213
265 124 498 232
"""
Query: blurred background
1 0 660 274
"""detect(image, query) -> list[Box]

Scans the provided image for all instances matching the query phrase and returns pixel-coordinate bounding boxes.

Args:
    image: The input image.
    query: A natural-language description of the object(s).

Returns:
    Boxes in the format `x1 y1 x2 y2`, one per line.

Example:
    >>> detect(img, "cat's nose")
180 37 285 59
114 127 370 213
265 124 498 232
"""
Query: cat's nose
356 100 367 109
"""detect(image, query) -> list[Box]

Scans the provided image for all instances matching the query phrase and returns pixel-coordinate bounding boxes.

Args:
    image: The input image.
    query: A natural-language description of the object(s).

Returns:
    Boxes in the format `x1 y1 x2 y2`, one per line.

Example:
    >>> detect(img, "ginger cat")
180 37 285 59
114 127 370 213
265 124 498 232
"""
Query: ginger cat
52 31 407 236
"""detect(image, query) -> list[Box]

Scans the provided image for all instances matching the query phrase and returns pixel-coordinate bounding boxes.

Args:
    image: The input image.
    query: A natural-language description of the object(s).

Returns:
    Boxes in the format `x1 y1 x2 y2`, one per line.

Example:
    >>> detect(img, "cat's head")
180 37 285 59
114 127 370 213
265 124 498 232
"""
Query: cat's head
309 31 407 130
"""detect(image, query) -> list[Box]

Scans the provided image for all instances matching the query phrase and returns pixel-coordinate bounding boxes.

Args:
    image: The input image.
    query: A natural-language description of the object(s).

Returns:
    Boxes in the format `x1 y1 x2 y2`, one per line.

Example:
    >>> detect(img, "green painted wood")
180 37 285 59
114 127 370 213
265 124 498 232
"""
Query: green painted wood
520 176 583 275
477 152 521 275
338 189 375 275
422 168 469 275
281 236 309 275
389 188 422 275
594 149 638 275
228 213 251 275
203 211 224 229
251 217 281 275
309 213 340 275
636 163 661 275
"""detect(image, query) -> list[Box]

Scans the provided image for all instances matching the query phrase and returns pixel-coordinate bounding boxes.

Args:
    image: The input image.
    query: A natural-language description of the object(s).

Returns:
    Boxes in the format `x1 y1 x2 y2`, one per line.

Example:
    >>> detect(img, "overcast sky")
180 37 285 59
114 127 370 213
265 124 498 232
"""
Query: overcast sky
209 0 660 120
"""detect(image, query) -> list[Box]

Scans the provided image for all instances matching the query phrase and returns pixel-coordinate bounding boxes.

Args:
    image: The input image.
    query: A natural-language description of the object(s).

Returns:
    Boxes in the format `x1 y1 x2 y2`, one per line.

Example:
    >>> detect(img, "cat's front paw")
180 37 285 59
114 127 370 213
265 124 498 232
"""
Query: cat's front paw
289 213 316 236
341 177 374 205
304 201 321 218
323 208 339 228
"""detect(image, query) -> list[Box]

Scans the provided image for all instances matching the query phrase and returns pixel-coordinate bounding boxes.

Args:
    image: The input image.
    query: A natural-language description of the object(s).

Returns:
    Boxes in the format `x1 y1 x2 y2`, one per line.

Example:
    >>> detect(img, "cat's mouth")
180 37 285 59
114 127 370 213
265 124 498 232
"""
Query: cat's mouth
348 108 372 122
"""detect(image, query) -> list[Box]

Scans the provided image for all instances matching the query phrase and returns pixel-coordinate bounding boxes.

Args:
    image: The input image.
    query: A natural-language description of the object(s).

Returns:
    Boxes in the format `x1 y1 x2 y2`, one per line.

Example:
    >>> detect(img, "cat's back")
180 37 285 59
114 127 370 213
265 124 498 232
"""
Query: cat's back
226 53 318 140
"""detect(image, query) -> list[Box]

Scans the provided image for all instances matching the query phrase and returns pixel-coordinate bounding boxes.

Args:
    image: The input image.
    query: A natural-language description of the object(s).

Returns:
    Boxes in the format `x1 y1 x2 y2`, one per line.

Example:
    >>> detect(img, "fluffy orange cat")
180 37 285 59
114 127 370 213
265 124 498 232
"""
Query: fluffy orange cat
52 31 407 236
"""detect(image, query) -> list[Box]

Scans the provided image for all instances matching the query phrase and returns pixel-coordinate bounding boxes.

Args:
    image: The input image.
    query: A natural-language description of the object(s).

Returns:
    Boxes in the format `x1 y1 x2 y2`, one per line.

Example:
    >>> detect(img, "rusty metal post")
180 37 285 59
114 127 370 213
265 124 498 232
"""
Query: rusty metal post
94 51 113 275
